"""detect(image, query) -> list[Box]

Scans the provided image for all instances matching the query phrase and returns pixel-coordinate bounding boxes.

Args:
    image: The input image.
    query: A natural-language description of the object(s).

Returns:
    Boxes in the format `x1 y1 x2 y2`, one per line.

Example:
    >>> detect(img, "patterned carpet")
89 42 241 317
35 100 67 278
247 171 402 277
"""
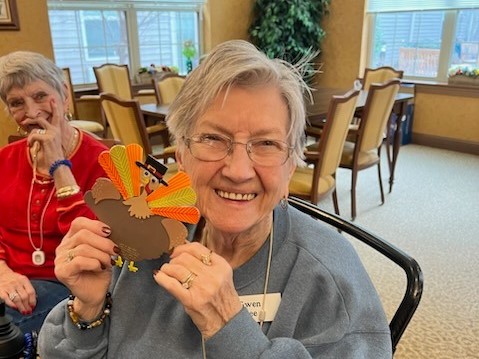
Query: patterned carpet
316 144 479 359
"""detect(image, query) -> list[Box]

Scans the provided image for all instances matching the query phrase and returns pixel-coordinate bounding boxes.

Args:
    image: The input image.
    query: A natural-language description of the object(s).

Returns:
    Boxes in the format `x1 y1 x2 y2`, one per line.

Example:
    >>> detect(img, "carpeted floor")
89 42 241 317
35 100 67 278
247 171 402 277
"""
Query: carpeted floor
315 144 479 358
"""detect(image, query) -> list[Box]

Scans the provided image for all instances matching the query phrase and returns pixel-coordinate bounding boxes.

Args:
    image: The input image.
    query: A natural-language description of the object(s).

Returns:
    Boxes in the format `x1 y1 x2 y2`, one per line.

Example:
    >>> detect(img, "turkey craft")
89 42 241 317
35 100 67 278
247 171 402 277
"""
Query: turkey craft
84 144 200 272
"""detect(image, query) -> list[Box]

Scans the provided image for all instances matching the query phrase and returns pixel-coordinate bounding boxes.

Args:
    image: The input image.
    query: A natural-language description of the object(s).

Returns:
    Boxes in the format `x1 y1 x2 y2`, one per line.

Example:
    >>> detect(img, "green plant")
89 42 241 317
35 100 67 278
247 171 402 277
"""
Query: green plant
448 64 479 78
249 0 331 81
182 40 197 60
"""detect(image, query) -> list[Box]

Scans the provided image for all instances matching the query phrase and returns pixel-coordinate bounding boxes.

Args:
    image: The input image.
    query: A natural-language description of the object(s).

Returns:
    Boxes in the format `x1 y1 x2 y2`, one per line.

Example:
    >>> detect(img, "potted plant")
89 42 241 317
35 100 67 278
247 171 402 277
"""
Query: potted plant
248 0 331 83
448 65 479 87
182 40 197 74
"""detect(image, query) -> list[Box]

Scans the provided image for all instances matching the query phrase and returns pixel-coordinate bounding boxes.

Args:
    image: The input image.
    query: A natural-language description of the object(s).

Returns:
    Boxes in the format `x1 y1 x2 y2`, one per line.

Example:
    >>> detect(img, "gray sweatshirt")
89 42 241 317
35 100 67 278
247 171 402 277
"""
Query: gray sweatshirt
38 205 391 358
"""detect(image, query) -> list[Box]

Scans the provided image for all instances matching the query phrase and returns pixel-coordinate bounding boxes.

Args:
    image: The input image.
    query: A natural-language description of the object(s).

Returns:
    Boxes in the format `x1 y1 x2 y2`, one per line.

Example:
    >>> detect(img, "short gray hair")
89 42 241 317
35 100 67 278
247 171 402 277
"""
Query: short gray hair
0 51 66 103
167 40 308 166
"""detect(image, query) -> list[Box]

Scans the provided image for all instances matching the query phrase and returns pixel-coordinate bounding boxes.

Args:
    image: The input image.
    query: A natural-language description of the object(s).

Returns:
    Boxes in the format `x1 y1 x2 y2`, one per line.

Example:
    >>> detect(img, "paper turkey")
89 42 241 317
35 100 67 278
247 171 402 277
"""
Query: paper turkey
84 144 200 271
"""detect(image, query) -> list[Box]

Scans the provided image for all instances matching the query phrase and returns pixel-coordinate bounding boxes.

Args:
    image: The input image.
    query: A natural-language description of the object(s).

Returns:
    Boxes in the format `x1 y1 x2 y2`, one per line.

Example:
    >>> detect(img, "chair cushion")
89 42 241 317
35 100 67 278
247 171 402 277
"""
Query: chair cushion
71 120 104 133
340 141 379 167
289 166 335 197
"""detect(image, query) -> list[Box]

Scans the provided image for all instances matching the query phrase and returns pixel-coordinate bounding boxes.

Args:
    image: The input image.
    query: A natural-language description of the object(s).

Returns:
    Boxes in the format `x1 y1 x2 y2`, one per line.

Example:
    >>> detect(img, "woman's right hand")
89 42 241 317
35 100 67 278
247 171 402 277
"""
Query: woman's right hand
0 263 36 314
54 217 118 320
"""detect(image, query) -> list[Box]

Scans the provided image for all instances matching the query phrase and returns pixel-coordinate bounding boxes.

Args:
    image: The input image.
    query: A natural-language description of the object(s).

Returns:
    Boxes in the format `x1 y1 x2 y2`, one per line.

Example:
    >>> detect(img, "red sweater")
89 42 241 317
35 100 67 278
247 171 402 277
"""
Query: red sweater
0 131 107 278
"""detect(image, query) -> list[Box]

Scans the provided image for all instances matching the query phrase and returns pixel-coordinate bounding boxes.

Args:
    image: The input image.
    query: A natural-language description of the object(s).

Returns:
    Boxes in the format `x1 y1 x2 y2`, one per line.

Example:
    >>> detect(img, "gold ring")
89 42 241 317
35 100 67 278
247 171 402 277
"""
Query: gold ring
201 250 213 266
66 249 75 263
8 292 18 301
181 272 196 289
37 129 46 135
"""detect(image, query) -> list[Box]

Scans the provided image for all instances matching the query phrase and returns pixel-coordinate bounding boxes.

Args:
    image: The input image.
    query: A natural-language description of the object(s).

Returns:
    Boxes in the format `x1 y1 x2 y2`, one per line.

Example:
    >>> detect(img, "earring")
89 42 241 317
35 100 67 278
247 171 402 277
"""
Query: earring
16 126 28 137
64 112 73 121
280 197 288 210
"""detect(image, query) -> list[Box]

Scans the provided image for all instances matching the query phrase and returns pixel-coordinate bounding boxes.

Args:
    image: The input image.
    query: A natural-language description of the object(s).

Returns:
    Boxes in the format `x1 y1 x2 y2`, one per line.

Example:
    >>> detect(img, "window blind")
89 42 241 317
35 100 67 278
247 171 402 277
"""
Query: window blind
367 0 479 13
48 0 205 11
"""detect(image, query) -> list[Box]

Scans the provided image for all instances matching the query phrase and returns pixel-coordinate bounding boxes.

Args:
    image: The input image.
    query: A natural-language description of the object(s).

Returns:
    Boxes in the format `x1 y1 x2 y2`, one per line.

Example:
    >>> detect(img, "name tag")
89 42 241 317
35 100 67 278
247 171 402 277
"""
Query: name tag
239 293 281 323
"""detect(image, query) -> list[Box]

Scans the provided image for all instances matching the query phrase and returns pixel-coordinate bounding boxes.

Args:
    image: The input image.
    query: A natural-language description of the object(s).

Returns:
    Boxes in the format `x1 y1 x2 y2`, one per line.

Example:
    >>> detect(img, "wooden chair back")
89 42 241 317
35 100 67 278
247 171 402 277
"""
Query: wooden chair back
99 93 152 154
152 73 185 105
94 64 133 100
358 79 401 152
289 89 360 211
361 66 403 90
62 67 106 136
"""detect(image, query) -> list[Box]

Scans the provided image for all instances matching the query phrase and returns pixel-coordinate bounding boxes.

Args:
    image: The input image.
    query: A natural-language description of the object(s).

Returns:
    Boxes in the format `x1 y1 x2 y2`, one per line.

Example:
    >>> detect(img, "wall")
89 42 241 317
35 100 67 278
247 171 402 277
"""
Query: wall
0 0 53 147
317 0 365 88
203 0 253 53
413 85 479 154
0 0 52 57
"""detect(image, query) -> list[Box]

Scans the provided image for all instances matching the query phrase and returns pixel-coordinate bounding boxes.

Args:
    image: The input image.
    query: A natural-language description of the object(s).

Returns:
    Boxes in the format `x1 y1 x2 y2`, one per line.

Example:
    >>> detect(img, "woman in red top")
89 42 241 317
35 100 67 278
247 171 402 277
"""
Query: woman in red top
0 51 107 333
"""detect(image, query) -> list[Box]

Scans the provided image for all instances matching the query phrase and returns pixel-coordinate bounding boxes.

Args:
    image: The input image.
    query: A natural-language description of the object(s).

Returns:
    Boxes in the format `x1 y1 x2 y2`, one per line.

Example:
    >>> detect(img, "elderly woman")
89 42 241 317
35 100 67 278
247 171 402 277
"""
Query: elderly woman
38 40 391 358
0 51 107 333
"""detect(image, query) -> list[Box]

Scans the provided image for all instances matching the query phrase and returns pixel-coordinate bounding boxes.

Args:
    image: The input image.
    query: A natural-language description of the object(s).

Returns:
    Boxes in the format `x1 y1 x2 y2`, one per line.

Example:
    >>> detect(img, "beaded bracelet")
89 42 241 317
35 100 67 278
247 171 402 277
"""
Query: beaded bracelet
67 292 112 330
56 184 81 199
49 159 72 177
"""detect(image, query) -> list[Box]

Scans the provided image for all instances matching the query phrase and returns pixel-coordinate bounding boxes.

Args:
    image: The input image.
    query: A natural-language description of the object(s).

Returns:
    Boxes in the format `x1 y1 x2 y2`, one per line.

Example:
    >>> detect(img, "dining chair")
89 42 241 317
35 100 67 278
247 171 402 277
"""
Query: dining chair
99 93 175 163
151 73 186 105
361 66 404 90
349 66 404 130
339 79 401 220
93 63 155 104
62 68 106 137
288 89 360 214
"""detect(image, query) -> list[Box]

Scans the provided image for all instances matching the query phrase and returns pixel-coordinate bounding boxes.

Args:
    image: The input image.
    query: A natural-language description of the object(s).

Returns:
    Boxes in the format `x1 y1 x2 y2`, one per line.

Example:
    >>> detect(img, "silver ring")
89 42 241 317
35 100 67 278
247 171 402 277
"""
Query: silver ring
8 292 18 301
181 272 196 289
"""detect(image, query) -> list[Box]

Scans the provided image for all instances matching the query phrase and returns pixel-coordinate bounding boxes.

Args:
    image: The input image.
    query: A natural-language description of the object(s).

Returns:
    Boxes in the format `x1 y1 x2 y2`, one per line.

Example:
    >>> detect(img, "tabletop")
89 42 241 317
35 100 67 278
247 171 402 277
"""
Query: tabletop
140 103 169 119
306 88 414 124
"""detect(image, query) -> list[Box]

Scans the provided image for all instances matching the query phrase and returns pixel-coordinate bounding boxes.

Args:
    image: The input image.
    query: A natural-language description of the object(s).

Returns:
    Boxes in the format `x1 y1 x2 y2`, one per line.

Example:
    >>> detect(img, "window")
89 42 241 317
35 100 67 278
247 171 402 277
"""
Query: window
366 1 479 82
48 1 203 86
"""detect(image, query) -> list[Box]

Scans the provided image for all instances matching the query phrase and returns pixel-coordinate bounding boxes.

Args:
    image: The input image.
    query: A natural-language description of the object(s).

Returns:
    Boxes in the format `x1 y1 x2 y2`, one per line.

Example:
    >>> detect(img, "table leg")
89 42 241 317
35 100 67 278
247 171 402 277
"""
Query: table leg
389 101 408 193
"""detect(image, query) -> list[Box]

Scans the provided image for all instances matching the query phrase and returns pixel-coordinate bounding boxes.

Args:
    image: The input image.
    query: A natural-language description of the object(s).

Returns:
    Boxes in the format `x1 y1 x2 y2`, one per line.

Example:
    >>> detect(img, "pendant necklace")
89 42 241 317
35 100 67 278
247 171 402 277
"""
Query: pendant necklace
26 146 55 266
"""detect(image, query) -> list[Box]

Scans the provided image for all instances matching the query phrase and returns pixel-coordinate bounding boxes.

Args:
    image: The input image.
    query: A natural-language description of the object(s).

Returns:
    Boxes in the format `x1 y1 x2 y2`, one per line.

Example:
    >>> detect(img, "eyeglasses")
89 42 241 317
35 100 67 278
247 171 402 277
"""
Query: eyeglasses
183 133 293 167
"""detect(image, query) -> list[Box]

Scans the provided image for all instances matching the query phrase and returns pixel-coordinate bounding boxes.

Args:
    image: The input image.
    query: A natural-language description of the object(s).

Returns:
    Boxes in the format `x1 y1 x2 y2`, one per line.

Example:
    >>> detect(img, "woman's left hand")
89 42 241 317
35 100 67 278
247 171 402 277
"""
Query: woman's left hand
153 242 243 338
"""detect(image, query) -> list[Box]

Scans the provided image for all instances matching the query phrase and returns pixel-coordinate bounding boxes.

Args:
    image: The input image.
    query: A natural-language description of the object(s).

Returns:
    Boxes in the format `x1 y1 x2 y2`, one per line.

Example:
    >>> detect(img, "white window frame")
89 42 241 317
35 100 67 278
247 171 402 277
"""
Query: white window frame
365 2 479 83
48 0 204 85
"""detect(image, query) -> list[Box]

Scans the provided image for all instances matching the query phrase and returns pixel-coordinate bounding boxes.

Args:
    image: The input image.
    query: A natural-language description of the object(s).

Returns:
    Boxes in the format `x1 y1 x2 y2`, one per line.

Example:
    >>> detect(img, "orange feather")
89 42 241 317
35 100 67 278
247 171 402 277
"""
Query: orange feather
151 206 200 224
126 144 143 196
146 171 191 202
98 151 128 199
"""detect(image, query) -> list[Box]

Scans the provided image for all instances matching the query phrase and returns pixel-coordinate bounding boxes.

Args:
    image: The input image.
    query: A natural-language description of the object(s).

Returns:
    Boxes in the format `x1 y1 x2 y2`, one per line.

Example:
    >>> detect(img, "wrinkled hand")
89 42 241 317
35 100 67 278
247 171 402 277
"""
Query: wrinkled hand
153 242 243 338
0 269 36 314
21 99 65 169
54 217 118 319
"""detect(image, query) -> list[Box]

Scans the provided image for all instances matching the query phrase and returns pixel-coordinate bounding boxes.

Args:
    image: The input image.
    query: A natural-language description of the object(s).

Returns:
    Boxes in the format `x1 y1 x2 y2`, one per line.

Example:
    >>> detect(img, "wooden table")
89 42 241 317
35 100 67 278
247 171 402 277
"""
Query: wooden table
306 88 414 193
140 103 169 121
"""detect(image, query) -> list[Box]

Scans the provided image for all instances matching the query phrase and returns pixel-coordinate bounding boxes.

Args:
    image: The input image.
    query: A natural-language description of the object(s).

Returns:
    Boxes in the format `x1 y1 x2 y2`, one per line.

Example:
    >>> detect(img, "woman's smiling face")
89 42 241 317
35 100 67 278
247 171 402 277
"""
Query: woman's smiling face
177 85 296 235
5 79 66 131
